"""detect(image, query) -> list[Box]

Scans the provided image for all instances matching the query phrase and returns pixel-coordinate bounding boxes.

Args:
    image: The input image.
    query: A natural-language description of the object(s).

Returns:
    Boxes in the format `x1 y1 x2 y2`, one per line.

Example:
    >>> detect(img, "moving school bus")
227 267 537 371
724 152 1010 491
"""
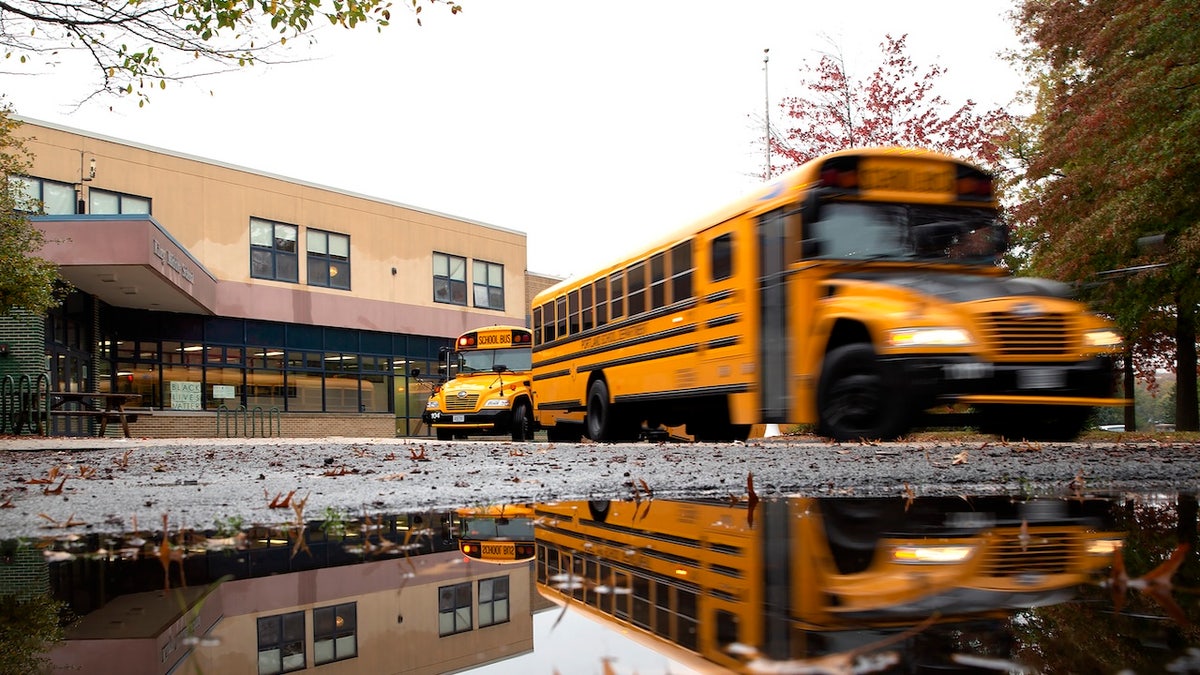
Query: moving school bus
530 147 1126 442
421 326 535 441
535 497 1121 672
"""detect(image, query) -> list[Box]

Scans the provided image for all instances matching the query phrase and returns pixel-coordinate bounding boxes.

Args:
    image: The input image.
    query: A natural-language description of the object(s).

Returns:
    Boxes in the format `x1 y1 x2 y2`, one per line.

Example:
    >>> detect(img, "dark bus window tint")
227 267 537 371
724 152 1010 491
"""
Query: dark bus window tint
581 284 594 332
595 278 608 326
670 242 692 301
649 252 666 309
609 272 624 320
533 305 544 346
627 262 646 316
554 296 567 340
711 233 733 281
567 290 580 335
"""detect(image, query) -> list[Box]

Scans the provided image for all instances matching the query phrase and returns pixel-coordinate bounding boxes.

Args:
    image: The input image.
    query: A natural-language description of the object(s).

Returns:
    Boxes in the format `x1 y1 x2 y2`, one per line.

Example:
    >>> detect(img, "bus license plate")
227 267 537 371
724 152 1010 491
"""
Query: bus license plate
1018 369 1065 389
453 414 465 422
483 543 516 559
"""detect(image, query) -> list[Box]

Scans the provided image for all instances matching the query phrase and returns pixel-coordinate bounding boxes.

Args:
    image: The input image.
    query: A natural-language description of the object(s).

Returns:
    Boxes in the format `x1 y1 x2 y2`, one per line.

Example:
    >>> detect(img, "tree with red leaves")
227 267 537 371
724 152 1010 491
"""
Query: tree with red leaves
768 35 1014 174
1008 0 1200 431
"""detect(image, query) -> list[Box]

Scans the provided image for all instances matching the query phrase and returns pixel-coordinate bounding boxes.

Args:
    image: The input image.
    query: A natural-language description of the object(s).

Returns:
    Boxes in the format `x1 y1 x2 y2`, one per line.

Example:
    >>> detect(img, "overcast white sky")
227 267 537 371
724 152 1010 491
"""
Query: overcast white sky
3 0 1024 279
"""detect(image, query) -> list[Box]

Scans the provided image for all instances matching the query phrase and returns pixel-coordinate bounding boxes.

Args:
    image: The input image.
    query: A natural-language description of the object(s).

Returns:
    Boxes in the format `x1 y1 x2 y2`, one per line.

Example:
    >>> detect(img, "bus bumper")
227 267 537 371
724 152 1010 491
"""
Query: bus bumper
423 409 513 431
880 354 1123 409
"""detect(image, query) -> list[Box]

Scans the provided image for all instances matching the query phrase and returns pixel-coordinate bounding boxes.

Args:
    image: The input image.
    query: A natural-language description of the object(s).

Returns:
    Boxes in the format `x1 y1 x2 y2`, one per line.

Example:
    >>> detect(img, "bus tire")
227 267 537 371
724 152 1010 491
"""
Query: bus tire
436 428 454 441
511 400 533 441
587 379 635 442
817 344 909 441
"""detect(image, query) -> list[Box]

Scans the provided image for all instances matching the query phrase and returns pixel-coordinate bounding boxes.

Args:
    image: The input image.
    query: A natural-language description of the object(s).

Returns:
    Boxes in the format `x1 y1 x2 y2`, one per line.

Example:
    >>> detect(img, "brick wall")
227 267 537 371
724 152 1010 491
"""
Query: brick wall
124 412 402 439
0 544 51 600
0 309 47 386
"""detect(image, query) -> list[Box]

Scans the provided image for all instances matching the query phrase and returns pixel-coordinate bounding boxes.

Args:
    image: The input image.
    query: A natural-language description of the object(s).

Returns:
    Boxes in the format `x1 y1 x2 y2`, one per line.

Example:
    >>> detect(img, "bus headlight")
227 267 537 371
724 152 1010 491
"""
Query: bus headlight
1087 538 1123 556
1084 329 1123 349
426 398 439 410
891 544 975 563
484 398 510 408
887 327 972 348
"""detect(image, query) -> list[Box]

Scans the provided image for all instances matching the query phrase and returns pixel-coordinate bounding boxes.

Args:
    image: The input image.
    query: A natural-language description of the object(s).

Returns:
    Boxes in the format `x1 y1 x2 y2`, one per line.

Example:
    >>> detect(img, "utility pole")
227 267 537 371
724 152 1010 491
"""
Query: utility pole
763 48 771 182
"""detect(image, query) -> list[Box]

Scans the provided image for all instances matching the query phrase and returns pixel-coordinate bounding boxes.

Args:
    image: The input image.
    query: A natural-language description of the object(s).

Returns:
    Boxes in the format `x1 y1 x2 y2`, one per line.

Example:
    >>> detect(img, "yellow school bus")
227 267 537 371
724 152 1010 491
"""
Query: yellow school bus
535 497 1121 671
421 326 535 441
530 147 1125 441
454 504 537 564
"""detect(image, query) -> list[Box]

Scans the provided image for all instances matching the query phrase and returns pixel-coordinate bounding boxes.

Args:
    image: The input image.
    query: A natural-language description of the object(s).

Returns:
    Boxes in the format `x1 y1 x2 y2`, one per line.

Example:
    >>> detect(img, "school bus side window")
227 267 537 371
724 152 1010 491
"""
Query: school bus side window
568 290 580 335
627 262 647 316
711 233 733 282
609 272 624 320
582 284 594 332
533 306 547 345
595 278 608 326
650 252 667 309
670 242 692 301
554 296 567 340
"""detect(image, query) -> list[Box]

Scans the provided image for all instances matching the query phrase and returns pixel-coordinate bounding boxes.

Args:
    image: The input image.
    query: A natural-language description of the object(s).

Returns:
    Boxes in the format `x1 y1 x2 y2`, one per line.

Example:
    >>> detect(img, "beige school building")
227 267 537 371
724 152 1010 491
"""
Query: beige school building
5 117 561 438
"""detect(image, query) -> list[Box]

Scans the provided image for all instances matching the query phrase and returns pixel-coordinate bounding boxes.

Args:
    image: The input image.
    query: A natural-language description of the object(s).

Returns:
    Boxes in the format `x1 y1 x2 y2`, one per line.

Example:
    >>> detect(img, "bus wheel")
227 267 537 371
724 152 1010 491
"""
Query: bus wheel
586 379 633 442
436 428 454 441
511 400 533 441
817 344 909 441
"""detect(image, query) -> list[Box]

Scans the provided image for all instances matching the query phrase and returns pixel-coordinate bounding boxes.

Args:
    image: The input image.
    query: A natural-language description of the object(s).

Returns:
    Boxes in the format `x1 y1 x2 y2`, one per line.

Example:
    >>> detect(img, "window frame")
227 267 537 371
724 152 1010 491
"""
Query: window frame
433 252 468 306
256 610 306 675
438 581 473 637
250 217 300 284
477 576 511 628
313 602 357 666
472 259 506 310
13 175 77 214
88 187 151 215
306 228 351 290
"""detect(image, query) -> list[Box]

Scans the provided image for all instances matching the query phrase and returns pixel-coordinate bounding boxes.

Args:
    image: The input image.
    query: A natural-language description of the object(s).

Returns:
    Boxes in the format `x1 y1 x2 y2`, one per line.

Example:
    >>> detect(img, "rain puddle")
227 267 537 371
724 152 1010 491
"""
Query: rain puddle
5 493 1199 674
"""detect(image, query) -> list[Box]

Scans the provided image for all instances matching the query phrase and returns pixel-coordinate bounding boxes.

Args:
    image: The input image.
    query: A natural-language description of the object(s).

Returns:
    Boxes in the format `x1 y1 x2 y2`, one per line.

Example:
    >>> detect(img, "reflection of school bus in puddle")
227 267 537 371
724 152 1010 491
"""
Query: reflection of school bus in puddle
455 504 537 564
534 497 1121 671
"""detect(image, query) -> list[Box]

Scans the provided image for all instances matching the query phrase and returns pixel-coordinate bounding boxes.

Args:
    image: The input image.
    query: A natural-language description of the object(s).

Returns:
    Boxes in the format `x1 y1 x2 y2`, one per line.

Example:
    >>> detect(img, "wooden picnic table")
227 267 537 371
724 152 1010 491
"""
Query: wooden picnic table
48 392 144 438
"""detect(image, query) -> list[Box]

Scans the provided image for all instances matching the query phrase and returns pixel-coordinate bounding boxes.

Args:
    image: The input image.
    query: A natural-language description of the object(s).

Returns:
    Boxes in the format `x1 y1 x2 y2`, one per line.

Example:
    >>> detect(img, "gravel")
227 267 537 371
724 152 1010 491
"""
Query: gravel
2 435 1198 540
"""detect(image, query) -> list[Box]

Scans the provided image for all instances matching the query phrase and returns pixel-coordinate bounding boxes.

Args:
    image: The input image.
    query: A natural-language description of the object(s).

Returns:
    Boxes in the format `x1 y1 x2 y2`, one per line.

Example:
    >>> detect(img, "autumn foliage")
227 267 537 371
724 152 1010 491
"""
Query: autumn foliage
768 35 1014 174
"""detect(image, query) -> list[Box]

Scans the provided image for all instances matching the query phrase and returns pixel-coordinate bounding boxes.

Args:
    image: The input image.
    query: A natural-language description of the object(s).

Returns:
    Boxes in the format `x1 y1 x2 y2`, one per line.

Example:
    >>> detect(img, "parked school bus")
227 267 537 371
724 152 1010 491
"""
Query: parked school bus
530 147 1126 442
421 326 535 441
535 497 1121 672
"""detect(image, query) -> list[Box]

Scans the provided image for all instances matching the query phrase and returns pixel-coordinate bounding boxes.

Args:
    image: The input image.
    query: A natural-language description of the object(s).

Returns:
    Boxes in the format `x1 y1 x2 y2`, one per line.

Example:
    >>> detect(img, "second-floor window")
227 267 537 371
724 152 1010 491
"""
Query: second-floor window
472 260 505 310
307 230 350 290
13 176 75 214
433 252 467 306
89 188 150 214
250 218 299 283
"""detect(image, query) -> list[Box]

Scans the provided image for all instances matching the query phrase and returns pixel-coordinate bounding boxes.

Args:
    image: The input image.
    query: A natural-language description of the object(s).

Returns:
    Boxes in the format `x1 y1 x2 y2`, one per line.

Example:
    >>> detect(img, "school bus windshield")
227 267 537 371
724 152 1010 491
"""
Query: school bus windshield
460 515 535 540
457 347 532 375
808 203 1005 263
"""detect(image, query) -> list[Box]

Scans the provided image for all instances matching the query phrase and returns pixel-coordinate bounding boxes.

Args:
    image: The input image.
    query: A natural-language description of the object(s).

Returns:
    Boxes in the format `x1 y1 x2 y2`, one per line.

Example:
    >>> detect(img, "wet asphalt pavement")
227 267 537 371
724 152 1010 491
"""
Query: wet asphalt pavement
1 434 1197 540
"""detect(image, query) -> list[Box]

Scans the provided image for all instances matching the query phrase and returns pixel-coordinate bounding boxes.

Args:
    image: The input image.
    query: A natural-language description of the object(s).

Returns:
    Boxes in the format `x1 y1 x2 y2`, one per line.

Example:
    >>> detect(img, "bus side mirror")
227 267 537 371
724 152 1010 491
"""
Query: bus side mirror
494 365 508 374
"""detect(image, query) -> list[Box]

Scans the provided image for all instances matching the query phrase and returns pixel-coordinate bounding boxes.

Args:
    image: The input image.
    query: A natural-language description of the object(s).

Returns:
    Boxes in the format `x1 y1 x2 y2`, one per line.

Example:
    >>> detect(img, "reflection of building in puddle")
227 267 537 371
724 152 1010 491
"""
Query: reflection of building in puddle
36 512 536 674
534 497 1123 673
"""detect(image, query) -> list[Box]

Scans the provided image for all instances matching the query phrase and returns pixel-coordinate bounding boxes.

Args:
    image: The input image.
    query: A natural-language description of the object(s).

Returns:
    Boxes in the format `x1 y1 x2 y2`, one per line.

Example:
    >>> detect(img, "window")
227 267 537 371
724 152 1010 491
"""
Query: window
649 252 667 309
438 582 472 636
307 229 350 290
567 290 580 335
581 284 594 332
670 242 693 301
314 602 357 665
434 253 467 305
89 188 150 214
478 576 510 628
626 262 646 316
711 233 734 281
609 272 624 320
594 279 608 326
13 176 76 214
257 611 305 674
250 218 299 283
473 260 505 310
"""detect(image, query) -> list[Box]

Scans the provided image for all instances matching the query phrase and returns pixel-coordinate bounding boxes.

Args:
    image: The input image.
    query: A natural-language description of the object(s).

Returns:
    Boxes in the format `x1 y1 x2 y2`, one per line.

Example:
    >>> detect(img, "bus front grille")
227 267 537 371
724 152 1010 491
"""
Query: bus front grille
978 529 1080 576
980 312 1072 357
445 395 480 412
